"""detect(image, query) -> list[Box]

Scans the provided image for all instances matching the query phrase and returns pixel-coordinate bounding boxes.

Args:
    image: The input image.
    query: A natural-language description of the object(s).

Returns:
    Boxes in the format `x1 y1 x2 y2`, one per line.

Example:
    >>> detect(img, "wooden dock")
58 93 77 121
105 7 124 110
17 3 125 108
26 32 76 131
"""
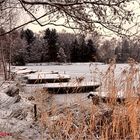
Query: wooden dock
27 73 71 84
43 82 100 94
12 67 100 94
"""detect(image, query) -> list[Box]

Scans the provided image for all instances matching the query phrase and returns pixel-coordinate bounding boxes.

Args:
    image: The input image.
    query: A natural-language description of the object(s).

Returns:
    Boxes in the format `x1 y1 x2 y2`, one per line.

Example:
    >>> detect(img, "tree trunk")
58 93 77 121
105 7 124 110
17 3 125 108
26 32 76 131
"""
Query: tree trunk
0 44 8 80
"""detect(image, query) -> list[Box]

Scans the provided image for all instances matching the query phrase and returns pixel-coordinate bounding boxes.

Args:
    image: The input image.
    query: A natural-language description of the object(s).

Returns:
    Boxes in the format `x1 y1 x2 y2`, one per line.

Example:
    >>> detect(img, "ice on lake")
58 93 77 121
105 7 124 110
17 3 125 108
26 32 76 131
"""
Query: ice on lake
13 62 140 105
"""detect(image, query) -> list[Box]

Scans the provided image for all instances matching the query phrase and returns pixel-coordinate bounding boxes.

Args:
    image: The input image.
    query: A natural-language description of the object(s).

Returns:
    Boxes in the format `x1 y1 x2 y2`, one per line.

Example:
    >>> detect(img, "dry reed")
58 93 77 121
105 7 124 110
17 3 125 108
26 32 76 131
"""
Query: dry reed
30 59 140 139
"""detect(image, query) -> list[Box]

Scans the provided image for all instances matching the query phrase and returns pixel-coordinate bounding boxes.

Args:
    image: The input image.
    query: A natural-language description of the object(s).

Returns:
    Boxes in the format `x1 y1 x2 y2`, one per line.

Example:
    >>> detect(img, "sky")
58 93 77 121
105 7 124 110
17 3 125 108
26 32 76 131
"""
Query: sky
18 1 140 38
19 8 74 34
25 22 73 33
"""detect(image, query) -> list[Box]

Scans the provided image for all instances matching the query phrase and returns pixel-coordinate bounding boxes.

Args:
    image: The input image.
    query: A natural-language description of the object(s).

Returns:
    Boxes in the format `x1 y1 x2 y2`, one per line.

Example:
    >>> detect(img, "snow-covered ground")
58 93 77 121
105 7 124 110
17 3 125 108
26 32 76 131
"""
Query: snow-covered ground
0 63 138 139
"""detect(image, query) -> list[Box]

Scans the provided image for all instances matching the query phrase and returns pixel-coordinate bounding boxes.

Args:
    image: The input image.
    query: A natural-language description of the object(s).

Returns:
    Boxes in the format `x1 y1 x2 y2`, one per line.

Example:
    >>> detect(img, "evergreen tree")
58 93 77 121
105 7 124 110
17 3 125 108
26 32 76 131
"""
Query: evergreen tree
121 39 130 62
79 35 88 62
58 32 76 62
115 45 122 63
87 39 97 62
57 47 67 62
44 28 58 62
20 29 35 61
21 29 35 45
29 37 45 63
98 40 114 63
71 39 80 62
12 49 26 66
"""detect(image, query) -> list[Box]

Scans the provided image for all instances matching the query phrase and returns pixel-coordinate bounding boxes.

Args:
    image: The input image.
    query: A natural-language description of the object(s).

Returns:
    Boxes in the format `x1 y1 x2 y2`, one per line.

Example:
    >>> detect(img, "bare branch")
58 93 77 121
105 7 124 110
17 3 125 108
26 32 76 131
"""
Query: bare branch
21 0 127 7
0 0 5 4
0 12 84 36
0 0 140 37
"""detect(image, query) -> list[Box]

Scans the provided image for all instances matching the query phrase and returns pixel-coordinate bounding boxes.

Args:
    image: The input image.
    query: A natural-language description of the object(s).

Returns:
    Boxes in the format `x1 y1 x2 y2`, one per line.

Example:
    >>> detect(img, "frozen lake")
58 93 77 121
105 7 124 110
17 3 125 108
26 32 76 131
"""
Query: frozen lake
14 62 133 84
15 63 107 81
13 62 139 105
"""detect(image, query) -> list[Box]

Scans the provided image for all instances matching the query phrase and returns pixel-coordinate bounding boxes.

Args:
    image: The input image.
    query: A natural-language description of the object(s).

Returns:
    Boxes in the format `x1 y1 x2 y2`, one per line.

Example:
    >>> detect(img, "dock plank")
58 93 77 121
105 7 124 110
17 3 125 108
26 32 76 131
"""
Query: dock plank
43 82 100 94
27 73 71 84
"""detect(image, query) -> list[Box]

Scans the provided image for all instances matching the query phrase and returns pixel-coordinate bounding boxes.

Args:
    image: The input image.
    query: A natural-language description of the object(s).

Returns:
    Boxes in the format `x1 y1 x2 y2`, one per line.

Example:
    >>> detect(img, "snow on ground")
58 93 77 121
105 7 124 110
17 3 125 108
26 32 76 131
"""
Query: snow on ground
0 63 137 139
0 81 34 140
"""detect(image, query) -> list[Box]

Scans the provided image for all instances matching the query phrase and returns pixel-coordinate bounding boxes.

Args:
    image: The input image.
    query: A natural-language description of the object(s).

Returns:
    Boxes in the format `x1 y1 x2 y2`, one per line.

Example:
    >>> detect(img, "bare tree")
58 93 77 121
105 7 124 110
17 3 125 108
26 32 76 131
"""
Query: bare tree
0 0 140 37
0 28 8 80
0 0 18 80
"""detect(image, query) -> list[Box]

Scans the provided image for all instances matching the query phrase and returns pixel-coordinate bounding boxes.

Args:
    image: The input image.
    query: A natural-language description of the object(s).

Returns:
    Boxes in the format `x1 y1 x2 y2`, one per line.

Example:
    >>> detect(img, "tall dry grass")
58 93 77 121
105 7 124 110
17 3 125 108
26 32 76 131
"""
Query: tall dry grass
34 59 140 140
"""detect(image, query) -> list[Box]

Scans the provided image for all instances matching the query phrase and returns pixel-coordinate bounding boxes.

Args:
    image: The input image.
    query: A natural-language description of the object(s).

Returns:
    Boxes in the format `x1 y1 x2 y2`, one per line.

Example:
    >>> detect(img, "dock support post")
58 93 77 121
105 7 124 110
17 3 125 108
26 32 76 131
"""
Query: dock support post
34 104 37 121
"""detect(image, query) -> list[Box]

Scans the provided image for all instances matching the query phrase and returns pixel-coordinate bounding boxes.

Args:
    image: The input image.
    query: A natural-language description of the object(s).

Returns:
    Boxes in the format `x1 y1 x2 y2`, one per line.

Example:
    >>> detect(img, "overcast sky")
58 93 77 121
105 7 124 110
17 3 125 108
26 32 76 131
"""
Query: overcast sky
18 1 140 37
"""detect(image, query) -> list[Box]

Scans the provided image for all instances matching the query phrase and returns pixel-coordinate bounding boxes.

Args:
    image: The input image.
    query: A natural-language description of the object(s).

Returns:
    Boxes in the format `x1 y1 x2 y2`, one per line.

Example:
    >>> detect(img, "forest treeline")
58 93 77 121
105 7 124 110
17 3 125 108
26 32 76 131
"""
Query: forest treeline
1 28 140 65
